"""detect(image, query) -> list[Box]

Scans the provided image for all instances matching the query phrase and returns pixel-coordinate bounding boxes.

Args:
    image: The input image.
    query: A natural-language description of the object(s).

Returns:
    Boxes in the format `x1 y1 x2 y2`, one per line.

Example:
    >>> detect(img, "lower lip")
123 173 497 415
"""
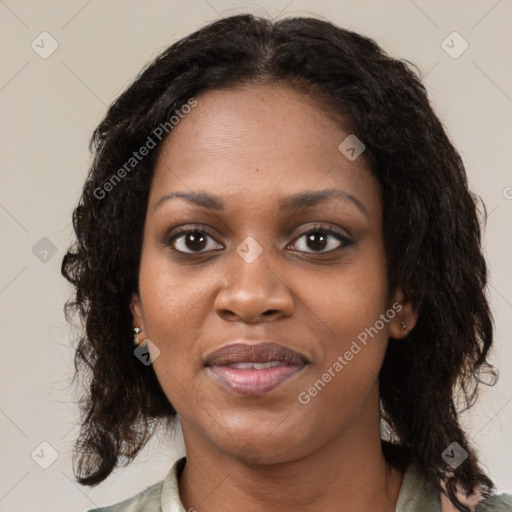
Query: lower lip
207 364 305 395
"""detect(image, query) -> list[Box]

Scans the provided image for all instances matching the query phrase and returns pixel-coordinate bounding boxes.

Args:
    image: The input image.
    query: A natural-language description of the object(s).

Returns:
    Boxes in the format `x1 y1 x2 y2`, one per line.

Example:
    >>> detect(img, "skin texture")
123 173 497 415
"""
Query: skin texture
130 84 418 512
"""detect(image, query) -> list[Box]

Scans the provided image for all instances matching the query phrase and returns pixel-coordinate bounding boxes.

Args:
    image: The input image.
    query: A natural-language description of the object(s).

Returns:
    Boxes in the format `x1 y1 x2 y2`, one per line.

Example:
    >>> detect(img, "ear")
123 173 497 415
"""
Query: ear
388 288 418 339
130 292 145 335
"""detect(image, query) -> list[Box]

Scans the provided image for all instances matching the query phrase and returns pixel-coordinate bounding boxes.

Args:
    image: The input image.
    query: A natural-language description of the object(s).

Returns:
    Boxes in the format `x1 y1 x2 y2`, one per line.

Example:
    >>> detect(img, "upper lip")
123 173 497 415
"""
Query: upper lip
205 342 309 367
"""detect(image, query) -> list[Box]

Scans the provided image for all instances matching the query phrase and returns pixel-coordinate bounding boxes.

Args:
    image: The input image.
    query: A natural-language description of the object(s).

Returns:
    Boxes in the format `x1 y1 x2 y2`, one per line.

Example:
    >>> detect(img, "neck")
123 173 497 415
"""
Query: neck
178 395 402 512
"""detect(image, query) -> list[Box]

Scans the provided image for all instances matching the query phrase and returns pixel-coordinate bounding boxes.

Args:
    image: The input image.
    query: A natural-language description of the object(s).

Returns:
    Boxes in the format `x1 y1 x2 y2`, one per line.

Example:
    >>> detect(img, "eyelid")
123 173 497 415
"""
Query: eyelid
289 223 352 241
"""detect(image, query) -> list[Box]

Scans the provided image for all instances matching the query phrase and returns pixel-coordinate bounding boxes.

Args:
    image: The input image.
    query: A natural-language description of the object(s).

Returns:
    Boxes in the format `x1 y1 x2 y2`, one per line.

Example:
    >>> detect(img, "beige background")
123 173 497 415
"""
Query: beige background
1 1 511 510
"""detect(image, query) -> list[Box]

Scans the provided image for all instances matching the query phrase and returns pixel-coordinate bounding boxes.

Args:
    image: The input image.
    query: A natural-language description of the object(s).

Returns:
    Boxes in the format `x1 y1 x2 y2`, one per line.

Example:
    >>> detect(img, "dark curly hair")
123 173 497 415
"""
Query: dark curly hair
61 13 498 511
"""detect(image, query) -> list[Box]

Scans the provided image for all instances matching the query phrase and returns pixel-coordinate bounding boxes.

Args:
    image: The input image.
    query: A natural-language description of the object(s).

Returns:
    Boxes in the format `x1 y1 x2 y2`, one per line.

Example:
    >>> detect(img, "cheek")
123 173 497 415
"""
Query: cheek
138 243 210 337
305 243 389 344
137 248 219 402
303 245 390 390
137 250 191 353
292 264 390 443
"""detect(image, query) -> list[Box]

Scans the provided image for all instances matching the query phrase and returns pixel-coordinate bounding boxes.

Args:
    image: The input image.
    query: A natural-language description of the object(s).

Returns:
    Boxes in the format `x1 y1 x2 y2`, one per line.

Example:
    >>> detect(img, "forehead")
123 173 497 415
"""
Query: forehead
149 84 379 217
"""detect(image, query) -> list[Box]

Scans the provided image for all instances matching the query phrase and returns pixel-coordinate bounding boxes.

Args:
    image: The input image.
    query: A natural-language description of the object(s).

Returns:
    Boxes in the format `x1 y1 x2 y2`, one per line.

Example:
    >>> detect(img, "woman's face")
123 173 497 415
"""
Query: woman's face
132 83 409 463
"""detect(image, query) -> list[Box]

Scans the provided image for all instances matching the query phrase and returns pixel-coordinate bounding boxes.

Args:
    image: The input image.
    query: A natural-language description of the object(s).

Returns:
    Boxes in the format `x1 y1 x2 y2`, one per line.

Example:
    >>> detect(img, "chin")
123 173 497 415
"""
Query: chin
210 425 313 466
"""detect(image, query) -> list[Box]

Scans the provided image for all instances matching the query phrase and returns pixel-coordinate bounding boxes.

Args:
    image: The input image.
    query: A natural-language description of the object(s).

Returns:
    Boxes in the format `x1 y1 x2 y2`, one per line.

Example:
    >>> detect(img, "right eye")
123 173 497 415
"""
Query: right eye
165 227 223 254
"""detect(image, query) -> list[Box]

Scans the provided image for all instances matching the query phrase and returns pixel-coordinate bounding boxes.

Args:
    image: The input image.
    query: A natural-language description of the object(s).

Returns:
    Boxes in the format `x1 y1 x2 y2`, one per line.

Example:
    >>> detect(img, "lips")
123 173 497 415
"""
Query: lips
205 342 308 396
205 342 308 367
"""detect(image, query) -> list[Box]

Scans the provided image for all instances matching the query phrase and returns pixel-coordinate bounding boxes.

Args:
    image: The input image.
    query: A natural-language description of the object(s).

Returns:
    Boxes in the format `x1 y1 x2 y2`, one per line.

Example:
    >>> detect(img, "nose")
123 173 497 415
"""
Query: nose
214 250 294 324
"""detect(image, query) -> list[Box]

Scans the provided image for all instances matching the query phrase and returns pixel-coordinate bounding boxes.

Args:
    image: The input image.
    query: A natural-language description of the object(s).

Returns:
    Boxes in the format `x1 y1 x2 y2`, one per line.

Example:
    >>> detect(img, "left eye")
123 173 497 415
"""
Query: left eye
289 228 351 253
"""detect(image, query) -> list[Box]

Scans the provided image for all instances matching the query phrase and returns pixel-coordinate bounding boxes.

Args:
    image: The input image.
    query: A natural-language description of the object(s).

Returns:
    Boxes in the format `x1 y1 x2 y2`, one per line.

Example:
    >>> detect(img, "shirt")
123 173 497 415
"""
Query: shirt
86 457 512 512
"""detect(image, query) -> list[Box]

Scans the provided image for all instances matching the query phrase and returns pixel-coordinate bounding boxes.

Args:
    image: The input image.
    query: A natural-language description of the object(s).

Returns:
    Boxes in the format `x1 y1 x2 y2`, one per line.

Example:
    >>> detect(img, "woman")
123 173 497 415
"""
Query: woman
61 14 512 512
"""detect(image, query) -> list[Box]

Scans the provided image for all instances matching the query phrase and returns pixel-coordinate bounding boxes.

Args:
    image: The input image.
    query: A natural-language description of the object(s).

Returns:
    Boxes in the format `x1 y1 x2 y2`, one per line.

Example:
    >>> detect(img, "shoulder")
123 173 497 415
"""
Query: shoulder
85 480 163 512
396 462 442 511
84 456 186 512
476 493 512 512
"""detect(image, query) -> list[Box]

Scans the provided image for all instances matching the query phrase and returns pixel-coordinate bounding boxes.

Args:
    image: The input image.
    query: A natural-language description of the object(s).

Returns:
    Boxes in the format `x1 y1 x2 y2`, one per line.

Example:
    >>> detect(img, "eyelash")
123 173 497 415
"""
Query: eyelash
164 224 354 256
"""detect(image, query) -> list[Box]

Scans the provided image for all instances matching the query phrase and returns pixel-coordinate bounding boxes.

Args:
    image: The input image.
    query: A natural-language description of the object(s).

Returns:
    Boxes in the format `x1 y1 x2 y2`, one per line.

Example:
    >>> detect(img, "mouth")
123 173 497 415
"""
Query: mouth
204 342 308 396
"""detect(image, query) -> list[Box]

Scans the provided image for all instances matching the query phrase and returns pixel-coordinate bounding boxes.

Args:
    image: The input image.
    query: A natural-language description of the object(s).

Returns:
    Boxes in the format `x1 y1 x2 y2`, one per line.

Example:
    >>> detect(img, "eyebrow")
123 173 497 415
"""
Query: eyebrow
154 188 368 215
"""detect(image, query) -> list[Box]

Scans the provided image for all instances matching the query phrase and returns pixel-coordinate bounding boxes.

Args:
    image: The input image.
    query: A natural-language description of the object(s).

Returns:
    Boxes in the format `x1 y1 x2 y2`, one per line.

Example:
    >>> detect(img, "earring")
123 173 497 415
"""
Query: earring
133 327 142 346
401 320 407 335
